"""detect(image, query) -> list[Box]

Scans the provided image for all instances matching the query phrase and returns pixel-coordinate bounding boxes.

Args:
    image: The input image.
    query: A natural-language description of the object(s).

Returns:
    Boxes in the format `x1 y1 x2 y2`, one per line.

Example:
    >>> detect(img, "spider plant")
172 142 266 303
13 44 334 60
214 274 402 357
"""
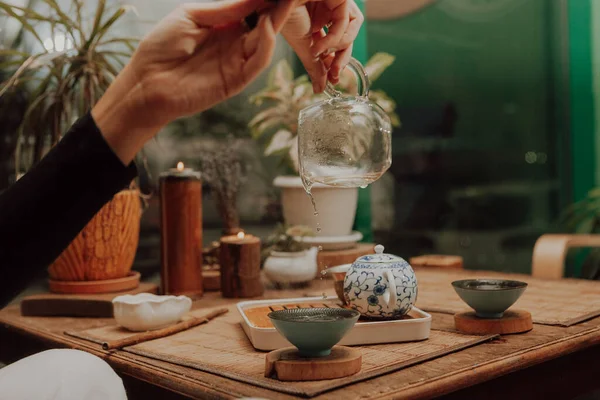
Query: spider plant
248 52 401 174
0 0 138 174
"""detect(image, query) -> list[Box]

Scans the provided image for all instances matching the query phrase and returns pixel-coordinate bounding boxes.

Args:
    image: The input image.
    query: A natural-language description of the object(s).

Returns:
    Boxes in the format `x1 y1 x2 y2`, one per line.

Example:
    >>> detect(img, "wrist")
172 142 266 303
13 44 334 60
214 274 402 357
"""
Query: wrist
92 63 163 165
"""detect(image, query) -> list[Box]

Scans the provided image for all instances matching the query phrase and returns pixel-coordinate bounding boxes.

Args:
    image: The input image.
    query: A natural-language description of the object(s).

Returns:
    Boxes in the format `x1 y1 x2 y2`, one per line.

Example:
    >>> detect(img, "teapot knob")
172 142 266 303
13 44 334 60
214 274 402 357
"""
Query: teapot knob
374 244 384 254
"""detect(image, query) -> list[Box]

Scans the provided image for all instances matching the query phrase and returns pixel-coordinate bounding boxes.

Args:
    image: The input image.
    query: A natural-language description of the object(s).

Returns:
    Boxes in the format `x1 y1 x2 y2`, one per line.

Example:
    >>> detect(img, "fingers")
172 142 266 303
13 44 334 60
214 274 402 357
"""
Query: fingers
309 3 331 34
311 0 349 57
268 0 298 33
329 43 352 83
336 2 363 50
243 15 277 87
281 7 329 93
183 0 264 27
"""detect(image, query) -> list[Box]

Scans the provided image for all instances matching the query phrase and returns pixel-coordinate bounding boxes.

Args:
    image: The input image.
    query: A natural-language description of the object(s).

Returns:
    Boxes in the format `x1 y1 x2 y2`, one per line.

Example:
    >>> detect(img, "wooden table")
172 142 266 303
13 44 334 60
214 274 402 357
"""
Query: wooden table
2 276 600 400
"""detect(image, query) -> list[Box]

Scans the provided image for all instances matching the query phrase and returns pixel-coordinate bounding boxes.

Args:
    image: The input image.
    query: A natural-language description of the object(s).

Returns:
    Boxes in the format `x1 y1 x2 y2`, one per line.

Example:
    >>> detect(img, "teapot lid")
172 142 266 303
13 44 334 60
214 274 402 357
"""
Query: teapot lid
355 245 405 263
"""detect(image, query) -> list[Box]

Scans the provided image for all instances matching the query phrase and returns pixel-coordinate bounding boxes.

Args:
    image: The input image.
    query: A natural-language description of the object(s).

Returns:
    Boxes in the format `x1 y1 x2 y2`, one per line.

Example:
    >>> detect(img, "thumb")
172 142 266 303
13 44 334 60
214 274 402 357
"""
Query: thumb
183 0 265 27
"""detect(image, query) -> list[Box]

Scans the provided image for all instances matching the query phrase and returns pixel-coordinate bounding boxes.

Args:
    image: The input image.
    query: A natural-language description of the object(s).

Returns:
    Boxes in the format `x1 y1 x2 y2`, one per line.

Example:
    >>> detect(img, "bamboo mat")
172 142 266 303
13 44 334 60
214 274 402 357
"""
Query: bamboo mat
66 305 496 398
414 267 600 327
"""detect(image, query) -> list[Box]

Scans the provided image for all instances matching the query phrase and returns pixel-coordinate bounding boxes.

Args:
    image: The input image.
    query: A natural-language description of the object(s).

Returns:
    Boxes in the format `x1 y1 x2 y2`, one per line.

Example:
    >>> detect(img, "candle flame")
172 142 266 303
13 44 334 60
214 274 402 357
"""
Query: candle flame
237 231 245 239
176 162 184 171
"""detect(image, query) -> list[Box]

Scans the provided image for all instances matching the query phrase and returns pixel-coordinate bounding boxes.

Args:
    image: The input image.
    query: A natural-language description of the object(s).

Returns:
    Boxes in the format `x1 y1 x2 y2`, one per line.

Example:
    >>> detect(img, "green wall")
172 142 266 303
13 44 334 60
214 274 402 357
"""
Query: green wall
366 1 556 157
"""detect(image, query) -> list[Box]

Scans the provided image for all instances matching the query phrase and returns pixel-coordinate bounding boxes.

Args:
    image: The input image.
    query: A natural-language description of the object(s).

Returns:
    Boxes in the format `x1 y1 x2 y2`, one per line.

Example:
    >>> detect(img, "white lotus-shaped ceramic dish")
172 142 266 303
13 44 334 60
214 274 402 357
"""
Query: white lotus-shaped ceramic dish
112 293 192 332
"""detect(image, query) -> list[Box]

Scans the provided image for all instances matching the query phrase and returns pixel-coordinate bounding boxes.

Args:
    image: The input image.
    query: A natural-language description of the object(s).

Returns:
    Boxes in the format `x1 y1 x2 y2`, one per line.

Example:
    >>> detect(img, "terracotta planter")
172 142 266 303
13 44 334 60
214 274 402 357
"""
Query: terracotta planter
48 189 141 281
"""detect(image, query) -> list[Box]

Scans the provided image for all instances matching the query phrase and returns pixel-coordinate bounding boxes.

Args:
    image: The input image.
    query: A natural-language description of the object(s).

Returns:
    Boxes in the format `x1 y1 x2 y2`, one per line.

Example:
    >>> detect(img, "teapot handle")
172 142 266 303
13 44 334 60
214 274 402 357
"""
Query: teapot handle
324 57 370 98
384 269 397 309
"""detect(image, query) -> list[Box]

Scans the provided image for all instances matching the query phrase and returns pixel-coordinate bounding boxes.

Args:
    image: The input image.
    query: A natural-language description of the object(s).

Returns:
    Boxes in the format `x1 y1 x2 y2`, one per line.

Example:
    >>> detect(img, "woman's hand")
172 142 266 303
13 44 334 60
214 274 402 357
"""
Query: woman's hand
93 0 295 164
282 0 364 93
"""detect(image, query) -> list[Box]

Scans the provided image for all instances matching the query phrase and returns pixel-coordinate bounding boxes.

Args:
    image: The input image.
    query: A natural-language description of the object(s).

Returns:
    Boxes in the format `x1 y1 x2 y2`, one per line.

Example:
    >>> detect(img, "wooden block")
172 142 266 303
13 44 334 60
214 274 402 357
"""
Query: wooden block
318 244 375 277
20 282 158 318
202 269 221 291
454 310 533 335
265 346 362 381
409 255 464 269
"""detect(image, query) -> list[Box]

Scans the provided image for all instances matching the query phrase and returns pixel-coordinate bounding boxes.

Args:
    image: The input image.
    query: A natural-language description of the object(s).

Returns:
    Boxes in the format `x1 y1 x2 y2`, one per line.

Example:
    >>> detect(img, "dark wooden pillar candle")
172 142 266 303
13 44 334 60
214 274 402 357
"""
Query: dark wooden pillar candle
220 232 263 298
160 163 203 297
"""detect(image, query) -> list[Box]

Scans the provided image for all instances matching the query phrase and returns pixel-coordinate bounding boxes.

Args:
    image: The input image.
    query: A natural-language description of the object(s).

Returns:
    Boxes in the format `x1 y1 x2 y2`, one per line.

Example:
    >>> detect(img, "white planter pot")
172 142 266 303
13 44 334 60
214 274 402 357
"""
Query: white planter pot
273 176 358 236
263 248 319 284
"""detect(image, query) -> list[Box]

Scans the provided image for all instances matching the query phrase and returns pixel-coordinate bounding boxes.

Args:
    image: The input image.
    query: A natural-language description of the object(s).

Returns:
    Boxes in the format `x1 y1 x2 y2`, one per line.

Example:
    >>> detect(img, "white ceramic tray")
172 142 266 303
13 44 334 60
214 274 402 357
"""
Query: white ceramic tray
237 296 432 351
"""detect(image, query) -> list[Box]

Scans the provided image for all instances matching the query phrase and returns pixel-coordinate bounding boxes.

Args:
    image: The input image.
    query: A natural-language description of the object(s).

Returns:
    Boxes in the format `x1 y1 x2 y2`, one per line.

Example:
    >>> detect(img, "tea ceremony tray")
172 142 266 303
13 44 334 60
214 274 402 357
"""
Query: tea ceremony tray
237 296 432 351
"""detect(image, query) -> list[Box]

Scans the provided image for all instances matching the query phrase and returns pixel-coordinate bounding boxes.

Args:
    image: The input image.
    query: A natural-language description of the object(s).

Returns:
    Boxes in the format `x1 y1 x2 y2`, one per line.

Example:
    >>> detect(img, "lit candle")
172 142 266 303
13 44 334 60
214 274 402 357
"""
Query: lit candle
159 162 203 297
219 231 263 298
167 161 201 179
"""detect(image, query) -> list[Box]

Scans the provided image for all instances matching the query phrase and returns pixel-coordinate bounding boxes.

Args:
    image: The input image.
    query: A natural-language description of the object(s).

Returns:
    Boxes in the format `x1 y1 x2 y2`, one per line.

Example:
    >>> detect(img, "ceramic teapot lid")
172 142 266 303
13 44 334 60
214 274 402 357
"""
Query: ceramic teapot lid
355 245 405 263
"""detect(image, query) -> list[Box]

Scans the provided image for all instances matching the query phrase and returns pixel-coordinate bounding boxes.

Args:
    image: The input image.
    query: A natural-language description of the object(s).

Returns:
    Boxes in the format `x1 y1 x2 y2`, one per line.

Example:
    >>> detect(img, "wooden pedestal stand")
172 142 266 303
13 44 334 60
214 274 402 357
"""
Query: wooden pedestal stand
454 310 533 335
317 244 375 276
265 346 362 381
410 255 464 269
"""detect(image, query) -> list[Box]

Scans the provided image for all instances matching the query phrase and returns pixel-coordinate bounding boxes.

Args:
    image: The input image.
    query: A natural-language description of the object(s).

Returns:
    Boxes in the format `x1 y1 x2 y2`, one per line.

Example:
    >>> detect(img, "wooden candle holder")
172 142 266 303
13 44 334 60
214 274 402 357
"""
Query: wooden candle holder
220 233 263 298
159 166 203 297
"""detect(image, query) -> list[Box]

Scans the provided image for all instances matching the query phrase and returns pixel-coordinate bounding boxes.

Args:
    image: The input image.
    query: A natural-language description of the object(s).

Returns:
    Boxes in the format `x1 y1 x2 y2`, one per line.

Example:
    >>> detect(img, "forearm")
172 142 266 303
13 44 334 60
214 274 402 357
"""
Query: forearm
0 114 137 307
92 63 163 165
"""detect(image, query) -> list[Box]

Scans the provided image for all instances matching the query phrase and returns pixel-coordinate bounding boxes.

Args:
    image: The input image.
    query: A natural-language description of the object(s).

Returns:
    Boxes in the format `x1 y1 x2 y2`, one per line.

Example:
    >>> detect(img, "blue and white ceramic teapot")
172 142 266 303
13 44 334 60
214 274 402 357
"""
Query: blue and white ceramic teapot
343 245 418 319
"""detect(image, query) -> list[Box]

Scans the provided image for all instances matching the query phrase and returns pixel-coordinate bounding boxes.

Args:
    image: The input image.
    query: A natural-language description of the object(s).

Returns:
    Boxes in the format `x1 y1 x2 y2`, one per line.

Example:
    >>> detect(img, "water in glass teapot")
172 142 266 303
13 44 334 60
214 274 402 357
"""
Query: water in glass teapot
298 58 392 202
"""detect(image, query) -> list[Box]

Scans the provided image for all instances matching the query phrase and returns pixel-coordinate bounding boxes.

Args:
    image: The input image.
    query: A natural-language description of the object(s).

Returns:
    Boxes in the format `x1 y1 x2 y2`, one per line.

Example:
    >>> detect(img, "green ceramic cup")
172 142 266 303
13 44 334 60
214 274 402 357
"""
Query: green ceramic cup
451 279 528 319
268 308 360 357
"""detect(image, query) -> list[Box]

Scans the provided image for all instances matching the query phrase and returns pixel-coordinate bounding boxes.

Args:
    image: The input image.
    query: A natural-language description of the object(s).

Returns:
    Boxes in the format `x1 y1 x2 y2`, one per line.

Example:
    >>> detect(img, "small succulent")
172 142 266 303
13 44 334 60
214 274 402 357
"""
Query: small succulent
261 224 314 262
249 52 400 174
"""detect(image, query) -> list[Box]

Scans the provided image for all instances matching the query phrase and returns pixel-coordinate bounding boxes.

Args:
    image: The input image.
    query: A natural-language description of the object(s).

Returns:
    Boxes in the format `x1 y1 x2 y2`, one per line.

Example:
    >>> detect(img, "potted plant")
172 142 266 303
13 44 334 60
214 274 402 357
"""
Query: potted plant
0 0 142 290
558 189 600 279
249 53 400 237
262 224 318 287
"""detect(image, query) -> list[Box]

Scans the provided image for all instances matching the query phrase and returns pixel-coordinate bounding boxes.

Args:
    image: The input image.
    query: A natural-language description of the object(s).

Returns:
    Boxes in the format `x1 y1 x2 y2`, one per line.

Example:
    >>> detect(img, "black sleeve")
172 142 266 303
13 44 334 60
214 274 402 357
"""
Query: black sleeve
0 112 138 307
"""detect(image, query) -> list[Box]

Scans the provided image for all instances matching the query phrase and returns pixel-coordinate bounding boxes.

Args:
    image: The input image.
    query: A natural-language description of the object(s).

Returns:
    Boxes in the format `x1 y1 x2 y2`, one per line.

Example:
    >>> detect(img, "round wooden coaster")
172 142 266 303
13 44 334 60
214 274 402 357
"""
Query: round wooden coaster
454 310 533 335
265 346 362 381
49 271 140 295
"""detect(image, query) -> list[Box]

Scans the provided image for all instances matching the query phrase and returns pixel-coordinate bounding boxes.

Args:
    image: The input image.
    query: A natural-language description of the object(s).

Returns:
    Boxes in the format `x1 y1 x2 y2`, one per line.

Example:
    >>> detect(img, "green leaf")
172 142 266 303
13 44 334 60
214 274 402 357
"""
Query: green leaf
39 0 78 44
267 59 294 89
250 117 286 140
0 49 30 58
249 89 287 106
264 129 293 156
97 37 139 53
365 52 395 83
93 6 129 46
85 0 106 49
0 2 47 48
249 106 286 129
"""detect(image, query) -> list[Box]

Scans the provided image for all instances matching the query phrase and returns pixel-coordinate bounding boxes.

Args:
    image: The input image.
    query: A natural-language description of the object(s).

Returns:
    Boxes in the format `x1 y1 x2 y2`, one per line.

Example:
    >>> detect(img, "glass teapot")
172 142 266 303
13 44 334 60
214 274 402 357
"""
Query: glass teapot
298 58 392 189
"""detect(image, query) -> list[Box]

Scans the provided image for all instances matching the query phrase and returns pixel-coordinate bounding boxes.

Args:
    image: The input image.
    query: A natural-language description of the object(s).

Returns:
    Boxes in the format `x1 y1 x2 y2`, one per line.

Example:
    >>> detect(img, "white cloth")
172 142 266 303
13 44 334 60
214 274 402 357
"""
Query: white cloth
0 349 127 400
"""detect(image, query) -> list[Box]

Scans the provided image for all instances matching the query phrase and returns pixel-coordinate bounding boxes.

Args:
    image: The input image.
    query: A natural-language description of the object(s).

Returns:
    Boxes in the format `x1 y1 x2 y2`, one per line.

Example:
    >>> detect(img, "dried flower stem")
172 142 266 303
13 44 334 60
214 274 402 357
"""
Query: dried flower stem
201 140 244 234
